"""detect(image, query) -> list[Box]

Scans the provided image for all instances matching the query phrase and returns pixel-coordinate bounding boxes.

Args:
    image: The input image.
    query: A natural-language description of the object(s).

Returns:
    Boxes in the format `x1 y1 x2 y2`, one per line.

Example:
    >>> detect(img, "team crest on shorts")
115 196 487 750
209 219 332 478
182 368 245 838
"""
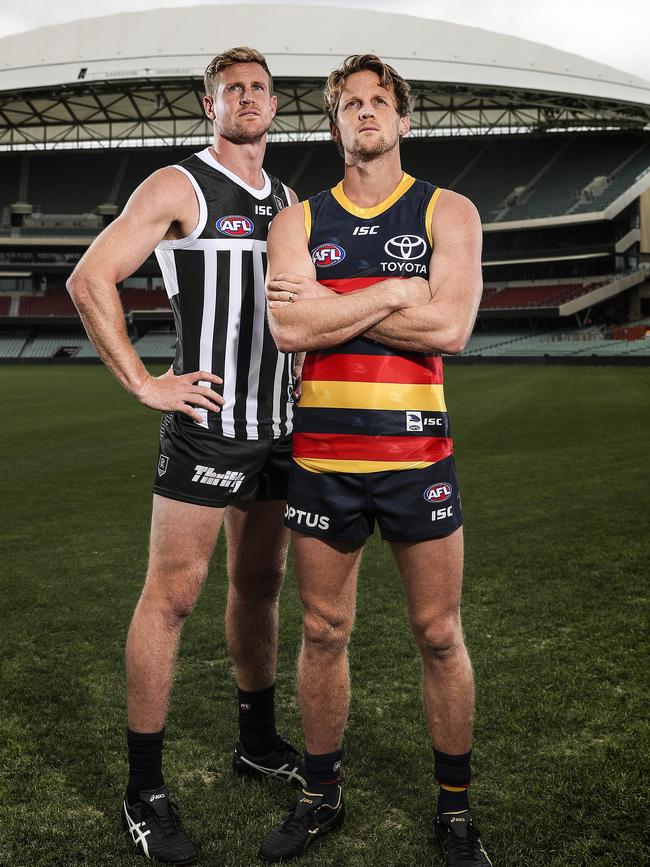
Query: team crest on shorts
158 454 169 476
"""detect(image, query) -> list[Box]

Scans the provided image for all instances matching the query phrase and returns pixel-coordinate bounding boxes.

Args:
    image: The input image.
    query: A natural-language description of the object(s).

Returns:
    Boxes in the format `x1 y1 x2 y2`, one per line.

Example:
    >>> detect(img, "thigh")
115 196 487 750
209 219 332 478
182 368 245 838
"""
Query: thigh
292 533 364 623
225 500 289 592
146 494 226 602
390 527 464 621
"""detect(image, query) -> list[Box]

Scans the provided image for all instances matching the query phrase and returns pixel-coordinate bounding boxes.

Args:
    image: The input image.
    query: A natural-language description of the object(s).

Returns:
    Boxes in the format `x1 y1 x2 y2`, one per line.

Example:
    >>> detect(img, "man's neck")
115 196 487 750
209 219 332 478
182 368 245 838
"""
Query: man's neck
341 152 404 208
210 136 267 189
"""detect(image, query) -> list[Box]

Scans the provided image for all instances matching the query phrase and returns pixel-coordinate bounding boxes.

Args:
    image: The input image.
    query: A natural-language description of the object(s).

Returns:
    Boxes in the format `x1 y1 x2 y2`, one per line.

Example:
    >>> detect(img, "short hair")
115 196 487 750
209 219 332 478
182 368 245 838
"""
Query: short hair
204 46 273 96
323 54 411 125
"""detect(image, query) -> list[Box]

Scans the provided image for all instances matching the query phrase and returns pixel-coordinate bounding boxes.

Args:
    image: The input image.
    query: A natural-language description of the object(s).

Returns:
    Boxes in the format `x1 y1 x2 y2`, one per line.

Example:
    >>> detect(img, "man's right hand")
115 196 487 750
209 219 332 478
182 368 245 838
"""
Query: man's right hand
134 368 224 424
389 277 433 309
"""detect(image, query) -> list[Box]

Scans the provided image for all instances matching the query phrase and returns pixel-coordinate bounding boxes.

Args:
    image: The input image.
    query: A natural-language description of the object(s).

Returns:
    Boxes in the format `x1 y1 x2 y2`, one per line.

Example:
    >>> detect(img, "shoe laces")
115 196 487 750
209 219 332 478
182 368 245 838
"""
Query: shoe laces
449 822 484 862
149 799 184 837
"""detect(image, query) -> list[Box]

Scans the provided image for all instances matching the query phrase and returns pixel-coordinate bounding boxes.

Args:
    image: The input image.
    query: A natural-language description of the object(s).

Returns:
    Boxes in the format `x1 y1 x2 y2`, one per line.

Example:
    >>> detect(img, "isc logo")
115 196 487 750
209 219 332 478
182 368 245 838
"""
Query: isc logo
216 215 254 236
423 482 452 503
311 243 346 267
353 225 379 235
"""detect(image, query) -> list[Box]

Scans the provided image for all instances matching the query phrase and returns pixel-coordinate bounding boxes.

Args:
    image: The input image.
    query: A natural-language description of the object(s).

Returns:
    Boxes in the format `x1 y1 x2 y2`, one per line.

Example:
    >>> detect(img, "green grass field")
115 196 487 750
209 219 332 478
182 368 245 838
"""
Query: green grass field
1 364 648 867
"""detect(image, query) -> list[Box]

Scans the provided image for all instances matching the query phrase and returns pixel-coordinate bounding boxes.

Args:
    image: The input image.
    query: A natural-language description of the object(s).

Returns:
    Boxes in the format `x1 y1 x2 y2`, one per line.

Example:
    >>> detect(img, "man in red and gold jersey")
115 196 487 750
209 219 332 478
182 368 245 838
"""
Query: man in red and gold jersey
258 55 490 866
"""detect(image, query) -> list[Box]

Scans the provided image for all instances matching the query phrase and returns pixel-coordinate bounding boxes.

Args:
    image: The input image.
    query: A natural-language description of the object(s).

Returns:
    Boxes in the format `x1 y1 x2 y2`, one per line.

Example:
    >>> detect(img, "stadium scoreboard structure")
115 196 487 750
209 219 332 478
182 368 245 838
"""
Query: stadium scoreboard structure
1 3 650 360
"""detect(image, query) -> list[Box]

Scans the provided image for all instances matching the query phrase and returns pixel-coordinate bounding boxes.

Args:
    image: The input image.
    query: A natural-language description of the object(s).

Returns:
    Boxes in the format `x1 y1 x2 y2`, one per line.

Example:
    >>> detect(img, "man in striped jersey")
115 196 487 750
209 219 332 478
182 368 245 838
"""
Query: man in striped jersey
258 56 491 865
68 47 303 864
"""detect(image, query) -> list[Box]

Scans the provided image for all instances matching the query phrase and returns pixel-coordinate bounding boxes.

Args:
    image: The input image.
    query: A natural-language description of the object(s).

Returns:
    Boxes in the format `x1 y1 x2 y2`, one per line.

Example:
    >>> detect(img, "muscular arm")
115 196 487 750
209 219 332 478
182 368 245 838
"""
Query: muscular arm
365 191 483 354
67 168 223 421
266 204 429 353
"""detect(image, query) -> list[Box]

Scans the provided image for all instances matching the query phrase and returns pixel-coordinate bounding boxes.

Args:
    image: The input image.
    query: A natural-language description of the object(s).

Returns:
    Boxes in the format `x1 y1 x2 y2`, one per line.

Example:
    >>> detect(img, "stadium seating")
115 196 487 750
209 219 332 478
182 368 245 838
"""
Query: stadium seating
19 289 78 317
119 288 170 311
480 281 607 309
133 332 177 358
2 132 647 224
21 334 87 357
0 334 27 357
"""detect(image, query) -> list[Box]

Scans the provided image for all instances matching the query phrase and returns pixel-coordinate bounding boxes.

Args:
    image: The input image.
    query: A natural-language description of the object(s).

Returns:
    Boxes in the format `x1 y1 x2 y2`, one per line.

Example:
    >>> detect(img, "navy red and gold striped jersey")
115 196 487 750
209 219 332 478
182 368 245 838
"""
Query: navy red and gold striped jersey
293 172 452 474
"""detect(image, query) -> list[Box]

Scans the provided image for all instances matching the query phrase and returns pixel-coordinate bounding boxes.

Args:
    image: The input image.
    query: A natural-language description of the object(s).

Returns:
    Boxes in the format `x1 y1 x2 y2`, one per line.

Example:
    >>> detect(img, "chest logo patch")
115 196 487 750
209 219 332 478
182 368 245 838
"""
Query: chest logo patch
216 215 254 237
384 234 427 261
312 243 346 267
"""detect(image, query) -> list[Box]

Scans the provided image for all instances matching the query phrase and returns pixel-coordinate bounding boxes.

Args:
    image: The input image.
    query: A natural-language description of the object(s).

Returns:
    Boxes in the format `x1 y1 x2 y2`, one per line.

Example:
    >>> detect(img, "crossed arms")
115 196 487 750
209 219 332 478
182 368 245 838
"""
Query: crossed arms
266 189 483 355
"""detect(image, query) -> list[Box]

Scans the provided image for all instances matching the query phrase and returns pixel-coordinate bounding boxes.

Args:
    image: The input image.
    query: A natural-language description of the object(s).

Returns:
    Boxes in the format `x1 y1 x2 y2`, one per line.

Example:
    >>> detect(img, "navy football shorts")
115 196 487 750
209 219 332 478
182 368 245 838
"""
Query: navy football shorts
153 411 292 507
284 455 463 543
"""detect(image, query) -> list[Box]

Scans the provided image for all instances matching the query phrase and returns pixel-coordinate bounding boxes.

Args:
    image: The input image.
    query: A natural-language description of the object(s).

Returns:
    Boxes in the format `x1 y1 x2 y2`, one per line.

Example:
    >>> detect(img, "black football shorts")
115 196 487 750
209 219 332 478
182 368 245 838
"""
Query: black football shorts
153 412 292 507
284 455 463 543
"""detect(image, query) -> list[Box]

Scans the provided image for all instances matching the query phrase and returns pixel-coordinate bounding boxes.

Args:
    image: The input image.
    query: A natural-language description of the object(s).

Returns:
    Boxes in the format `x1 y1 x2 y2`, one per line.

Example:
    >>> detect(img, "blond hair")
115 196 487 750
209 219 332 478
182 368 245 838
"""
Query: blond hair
204 46 273 95
323 54 411 124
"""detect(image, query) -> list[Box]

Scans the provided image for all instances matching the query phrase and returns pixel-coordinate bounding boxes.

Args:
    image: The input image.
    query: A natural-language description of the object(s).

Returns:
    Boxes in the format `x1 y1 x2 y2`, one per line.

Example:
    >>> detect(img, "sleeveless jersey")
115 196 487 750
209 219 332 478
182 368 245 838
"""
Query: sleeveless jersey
154 147 292 440
293 173 453 473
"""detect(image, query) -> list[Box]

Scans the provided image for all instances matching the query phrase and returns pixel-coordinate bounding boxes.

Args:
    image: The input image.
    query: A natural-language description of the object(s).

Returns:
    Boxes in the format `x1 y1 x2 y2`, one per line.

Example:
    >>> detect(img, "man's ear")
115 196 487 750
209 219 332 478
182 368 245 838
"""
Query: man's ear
203 95 216 121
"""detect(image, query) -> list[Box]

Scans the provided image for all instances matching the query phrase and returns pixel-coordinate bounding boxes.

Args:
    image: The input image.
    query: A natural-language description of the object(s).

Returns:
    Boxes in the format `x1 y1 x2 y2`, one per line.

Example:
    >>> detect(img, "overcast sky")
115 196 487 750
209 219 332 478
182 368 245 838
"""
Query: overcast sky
1 0 649 81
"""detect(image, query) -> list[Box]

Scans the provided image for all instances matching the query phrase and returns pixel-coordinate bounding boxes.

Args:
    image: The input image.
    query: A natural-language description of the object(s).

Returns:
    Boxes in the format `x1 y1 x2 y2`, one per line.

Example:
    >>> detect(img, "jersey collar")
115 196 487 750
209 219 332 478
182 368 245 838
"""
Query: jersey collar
331 172 415 219
196 147 271 200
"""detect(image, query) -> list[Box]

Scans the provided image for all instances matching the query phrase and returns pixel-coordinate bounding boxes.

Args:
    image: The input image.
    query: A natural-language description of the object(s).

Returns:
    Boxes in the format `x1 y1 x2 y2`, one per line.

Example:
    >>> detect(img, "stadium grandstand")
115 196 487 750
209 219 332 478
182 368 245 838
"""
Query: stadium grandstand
1 3 649 363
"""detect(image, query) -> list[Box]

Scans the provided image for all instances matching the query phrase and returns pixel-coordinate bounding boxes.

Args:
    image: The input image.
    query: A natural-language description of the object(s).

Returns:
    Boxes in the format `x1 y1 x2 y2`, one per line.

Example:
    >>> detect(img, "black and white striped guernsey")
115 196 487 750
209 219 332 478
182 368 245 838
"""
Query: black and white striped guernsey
154 147 293 440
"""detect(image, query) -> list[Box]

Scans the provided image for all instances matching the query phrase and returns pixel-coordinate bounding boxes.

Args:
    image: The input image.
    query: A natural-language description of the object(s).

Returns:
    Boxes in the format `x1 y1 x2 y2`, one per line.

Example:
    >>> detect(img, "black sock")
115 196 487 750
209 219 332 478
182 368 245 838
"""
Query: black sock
303 749 343 807
434 748 471 814
126 728 165 802
237 684 279 757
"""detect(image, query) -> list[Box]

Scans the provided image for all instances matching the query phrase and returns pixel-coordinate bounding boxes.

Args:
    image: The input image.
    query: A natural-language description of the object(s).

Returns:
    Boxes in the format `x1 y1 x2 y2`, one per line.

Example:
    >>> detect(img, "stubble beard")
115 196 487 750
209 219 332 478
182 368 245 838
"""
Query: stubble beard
347 130 399 163
217 117 271 145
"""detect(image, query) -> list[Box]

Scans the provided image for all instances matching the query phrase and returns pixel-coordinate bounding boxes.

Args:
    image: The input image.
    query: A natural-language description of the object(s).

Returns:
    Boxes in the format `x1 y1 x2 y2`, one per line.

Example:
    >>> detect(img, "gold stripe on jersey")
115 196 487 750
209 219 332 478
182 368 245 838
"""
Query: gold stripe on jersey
303 200 312 243
331 172 416 219
425 187 443 246
294 457 435 473
299 380 447 412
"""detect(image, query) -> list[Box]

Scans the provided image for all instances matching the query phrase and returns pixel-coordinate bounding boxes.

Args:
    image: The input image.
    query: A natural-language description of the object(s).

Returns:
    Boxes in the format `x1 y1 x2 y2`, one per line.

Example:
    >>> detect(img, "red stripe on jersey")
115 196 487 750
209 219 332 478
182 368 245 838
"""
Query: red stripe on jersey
302 352 443 384
320 276 404 294
293 432 453 462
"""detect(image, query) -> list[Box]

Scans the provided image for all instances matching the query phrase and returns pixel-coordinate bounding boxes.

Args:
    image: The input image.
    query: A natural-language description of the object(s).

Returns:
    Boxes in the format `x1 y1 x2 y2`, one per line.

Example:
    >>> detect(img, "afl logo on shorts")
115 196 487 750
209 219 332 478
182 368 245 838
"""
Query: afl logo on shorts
385 234 427 260
312 243 346 267
423 482 452 504
216 215 254 236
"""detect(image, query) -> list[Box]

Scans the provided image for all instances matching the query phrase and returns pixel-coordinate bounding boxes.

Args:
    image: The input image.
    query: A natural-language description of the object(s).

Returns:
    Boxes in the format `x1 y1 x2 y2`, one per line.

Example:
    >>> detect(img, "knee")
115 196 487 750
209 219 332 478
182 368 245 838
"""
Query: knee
303 609 353 656
411 611 464 662
141 562 209 627
231 564 285 604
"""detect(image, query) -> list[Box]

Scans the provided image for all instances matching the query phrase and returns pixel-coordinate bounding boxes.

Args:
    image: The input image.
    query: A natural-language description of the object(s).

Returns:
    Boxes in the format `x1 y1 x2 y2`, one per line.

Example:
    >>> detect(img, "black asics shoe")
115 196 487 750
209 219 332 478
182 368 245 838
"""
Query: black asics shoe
233 735 306 787
435 810 493 866
122 785 199 864
258 787 345 862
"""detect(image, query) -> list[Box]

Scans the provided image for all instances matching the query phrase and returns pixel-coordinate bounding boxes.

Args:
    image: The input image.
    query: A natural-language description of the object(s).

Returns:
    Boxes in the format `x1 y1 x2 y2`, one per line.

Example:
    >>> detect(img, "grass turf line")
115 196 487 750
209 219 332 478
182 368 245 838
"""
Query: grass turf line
0 365 648 866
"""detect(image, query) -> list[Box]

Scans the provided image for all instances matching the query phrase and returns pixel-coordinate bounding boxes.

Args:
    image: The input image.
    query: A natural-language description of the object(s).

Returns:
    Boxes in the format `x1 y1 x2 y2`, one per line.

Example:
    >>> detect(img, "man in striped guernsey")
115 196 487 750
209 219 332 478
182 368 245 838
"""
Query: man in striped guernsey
68 47 304 864
258 56 491 866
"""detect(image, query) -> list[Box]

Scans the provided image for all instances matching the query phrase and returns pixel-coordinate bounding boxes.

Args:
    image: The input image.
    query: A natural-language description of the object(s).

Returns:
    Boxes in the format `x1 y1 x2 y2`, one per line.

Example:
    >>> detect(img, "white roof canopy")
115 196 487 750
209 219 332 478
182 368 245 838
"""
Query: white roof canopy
1 4 649 148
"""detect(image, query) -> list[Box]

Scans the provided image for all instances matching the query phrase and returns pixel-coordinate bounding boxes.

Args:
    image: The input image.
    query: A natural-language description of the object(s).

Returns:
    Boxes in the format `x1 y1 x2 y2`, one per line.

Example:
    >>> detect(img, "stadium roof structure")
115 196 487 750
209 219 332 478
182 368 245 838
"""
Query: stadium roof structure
1 3 650 149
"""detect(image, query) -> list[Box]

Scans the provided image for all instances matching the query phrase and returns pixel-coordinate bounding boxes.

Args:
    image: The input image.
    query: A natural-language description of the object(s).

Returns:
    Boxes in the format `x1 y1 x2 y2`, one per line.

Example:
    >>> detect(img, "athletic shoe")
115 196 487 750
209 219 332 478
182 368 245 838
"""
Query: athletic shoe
258 787 345 862
435 810 493 866
233 735 306 787
122 785 199 864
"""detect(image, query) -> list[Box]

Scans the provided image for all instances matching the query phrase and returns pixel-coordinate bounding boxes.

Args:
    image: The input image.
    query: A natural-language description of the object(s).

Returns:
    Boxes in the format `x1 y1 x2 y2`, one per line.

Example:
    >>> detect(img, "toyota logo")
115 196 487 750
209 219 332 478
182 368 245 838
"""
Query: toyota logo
384 234 427 261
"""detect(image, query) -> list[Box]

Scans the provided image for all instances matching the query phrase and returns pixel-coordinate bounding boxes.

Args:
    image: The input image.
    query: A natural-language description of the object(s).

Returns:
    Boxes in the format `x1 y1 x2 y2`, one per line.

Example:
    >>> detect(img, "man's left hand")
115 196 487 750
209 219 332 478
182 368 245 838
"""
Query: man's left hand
266 273 335 307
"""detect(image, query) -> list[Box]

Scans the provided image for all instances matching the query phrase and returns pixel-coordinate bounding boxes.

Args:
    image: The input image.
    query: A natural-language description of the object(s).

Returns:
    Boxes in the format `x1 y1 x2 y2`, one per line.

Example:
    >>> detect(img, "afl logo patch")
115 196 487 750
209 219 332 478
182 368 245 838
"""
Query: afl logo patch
385 234 427 260
216 215 254 236
312 243 346 267
423 482 452 503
